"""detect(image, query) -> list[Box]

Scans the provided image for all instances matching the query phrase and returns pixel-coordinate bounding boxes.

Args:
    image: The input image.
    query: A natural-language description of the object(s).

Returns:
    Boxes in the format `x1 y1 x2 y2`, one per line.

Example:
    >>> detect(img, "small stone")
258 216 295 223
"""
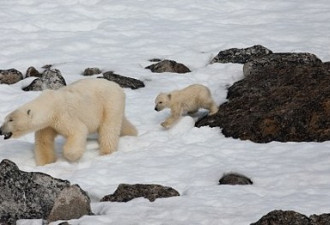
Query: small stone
101 71 145 89
82 67 102 76
145 59 191 73
101 183 180 202
0 69 23 84
219 172 253 185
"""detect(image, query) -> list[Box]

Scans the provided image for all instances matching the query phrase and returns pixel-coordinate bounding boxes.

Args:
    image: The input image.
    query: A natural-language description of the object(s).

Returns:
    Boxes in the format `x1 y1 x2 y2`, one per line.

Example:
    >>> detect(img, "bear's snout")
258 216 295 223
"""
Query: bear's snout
0 126 13 140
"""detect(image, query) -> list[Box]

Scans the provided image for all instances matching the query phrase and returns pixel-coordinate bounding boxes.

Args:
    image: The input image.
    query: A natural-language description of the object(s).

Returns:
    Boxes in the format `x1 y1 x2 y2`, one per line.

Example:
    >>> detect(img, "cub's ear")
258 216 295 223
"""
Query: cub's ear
167 94 171 100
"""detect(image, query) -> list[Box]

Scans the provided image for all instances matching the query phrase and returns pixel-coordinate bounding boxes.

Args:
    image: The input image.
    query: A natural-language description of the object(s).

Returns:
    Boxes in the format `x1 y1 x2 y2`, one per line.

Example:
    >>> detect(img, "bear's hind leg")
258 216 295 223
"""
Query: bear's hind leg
99 112 123 155
63 125 88 162
120 117 138 136
35 127 58 166
203 99 219 115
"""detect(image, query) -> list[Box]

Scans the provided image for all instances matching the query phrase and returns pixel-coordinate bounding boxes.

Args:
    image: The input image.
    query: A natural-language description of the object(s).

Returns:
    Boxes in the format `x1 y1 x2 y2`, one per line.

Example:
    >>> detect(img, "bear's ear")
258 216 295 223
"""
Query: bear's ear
167 94 171 100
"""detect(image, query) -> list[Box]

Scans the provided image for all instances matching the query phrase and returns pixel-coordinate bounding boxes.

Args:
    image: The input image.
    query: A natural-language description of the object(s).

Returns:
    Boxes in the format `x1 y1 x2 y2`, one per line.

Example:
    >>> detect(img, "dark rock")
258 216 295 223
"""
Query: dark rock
0 159 92 224
310 213 330 225
25 66 42 78
251 210 311 225
243 53 322 77
148 58 162 62
101 71 145 89
0 69 23 85
196 53 330 143
23 68 66 91
145 59 191 73
210 45 273 64
82 67 102 76
100 184 180 202
219 172 253 185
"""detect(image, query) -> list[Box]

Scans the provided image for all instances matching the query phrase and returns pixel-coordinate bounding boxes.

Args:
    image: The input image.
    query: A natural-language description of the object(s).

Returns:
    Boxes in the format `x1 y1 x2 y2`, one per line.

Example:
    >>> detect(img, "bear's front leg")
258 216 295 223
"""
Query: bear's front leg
34 127 58 166
161 104 182 128
63 126 88 162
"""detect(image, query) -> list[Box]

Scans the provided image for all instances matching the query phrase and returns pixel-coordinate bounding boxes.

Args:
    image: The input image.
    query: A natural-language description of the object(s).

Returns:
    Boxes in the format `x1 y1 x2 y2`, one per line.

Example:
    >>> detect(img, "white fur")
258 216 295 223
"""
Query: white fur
154 84 218 128
0 79 137 165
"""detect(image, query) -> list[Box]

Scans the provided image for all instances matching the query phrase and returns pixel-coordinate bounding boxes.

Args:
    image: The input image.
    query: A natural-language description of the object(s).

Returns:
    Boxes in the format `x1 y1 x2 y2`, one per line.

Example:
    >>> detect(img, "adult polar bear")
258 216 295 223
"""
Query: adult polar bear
0 79 137 166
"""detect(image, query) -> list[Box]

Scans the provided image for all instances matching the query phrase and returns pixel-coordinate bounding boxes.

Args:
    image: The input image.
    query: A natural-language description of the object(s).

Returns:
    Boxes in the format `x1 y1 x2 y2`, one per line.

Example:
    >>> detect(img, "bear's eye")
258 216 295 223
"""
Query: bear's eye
159 101 163 104
8 118 13 122
27 109 31 115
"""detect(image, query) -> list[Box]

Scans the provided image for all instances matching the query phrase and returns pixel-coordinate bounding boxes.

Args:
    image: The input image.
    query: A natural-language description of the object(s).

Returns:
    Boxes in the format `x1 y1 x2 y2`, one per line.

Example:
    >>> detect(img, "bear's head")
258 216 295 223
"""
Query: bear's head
0 91 56 139
0 108 34 139
154 93 171 111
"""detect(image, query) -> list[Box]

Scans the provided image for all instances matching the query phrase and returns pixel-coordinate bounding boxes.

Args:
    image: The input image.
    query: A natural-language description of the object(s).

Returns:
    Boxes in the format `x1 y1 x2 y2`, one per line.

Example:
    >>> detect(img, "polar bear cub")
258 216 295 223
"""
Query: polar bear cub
154 84 218 128
0 79 137 166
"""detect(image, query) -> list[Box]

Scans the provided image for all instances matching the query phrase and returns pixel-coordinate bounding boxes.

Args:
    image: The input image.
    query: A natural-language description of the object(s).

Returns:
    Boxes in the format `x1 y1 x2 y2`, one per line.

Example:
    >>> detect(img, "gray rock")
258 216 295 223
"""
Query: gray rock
101 71 145 89
101 183 180 202
0 159 92 224
219 172 253 185
82 67 102 76
243 52 322 77
0 69 23 85
145 59 191 73
210 45 273 64
23 68 66 91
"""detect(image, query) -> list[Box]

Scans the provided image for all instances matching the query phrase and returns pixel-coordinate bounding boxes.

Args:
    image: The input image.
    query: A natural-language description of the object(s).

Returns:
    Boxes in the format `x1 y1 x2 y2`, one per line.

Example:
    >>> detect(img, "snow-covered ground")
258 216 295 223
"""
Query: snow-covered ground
1 1 330 224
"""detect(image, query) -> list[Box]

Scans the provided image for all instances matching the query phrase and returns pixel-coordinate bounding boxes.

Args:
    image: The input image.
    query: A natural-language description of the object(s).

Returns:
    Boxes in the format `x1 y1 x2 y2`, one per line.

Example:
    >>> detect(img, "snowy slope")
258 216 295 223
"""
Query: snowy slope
1 1 330 224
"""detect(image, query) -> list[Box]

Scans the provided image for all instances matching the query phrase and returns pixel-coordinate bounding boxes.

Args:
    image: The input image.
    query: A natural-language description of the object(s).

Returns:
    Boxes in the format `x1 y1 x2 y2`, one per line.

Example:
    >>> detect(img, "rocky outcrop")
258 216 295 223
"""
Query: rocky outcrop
101 71 145 89
219 172 253 185
101 184 180 202
23 68 66 91
25 66 42 78
0 69 23 85
145 59 191 73
196 52 330 143
210 45 273 64
0 159 92 224
251 210 330 225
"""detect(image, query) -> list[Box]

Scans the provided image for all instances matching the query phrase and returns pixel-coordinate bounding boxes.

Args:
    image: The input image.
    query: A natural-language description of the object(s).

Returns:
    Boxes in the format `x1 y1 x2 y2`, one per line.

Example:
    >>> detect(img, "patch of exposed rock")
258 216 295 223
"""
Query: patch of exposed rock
251 210 330 225
100 71 145 89
0 69 23 85
0 159 92 224
100 184 180 202
210 45 273 64
82 67 102 76
25 66 42 78
145 59 191 73
23 68 66 91
219 172 253 185
196 52 330 143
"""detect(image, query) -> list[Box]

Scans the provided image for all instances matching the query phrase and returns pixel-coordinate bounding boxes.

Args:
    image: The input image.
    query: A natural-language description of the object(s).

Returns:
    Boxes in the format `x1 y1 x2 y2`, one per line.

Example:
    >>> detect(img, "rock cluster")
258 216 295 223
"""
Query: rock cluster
197 45 330 143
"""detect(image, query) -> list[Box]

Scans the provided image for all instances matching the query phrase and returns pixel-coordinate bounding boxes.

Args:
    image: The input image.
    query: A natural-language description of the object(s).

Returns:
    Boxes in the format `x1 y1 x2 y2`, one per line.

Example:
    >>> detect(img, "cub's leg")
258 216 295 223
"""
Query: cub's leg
35 127 58 166
161 103 182 128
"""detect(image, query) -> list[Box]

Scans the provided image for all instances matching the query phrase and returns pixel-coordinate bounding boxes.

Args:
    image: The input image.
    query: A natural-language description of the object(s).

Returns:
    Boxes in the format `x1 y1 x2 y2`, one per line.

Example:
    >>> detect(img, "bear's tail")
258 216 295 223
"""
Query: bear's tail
121 117 138 136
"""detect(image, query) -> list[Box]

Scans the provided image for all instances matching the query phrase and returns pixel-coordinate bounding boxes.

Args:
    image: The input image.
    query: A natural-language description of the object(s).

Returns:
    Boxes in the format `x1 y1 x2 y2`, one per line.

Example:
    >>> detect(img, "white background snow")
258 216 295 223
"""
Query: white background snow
1 0 330 224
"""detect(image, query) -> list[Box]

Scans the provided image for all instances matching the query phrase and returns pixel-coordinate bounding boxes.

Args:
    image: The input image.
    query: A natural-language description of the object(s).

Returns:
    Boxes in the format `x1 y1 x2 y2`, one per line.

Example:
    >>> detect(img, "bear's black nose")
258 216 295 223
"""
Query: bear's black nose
0 128 2 135
154 107 159 111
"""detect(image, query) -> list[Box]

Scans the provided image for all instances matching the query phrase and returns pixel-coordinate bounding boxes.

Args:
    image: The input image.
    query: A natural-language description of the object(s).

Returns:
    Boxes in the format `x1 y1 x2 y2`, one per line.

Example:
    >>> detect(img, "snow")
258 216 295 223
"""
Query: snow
1 0 330 224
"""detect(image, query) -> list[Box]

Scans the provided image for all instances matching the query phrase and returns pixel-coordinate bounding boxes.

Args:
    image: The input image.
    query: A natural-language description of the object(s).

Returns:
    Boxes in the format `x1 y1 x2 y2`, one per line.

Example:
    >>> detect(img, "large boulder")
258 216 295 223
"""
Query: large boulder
196 53 330 143
0 159 92 224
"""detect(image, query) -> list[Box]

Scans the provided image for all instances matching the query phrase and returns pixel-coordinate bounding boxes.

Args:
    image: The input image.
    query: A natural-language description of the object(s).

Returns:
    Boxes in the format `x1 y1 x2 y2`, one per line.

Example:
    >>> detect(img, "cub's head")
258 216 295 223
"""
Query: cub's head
154 93 171 111
0 108 33 139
